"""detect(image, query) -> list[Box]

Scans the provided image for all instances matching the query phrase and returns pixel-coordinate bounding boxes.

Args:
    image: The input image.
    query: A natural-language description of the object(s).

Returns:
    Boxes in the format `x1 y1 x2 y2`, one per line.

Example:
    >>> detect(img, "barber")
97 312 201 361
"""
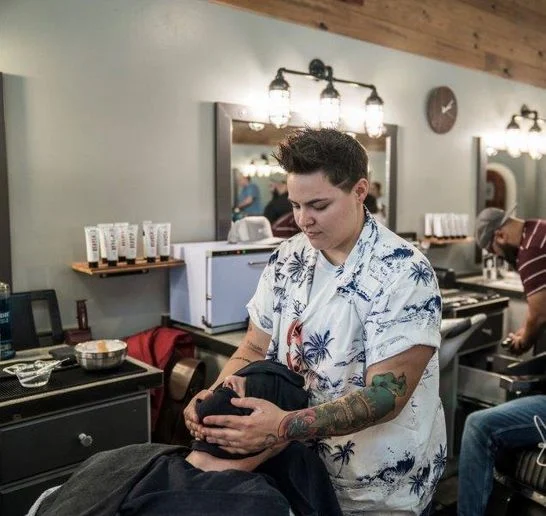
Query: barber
475 206 546 353
457 206 546 516
185 128 444 514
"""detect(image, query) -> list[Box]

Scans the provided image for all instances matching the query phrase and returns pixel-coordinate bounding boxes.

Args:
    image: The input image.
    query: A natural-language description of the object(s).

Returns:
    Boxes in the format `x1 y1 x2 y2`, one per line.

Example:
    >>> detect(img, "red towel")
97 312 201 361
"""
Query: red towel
126 326 194 430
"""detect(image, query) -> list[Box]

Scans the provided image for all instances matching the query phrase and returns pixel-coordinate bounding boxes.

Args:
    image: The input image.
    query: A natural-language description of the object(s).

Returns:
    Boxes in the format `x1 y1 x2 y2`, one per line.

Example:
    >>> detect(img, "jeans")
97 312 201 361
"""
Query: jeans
457 395 546 516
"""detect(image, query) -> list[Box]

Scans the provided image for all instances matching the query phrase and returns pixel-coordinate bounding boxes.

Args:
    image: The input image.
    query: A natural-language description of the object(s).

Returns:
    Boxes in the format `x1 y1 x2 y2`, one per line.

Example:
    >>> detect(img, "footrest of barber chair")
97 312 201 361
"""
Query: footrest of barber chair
495 449 546 504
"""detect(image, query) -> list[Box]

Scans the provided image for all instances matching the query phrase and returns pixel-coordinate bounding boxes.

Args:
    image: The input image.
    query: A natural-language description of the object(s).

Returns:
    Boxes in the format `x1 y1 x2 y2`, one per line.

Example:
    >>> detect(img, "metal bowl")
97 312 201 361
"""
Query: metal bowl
75 340 127 371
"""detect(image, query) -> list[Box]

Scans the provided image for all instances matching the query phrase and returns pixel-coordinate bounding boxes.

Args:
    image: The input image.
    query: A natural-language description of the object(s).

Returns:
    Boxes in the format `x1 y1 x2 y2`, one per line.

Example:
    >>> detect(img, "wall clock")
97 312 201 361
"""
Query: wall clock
426 86 457 134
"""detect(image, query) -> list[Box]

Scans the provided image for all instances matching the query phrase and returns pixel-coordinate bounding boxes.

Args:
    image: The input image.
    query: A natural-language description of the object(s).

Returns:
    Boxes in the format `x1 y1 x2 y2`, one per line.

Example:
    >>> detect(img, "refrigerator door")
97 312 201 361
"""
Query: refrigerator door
205 249 271 331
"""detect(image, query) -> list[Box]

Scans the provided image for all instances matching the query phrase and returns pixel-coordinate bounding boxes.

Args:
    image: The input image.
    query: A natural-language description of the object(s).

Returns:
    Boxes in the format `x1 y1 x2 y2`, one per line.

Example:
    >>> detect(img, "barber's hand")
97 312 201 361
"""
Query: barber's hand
184 389 213 440
200 397 289 454
507 328 533 355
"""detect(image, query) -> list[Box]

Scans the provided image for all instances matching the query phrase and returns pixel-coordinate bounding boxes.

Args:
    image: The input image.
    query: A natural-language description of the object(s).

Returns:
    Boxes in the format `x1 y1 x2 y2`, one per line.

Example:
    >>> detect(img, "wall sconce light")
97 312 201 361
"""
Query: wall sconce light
267 58 385 137
503 105 545 160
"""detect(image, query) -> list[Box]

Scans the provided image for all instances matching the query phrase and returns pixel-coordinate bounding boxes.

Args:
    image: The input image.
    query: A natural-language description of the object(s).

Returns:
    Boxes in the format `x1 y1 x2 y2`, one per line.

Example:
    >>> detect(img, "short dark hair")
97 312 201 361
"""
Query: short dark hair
273 127 369 192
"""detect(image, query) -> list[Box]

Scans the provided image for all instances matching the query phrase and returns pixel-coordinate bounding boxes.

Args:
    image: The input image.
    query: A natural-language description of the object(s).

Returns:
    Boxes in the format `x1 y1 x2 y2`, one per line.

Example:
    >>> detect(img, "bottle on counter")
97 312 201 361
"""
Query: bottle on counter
0 282 15 360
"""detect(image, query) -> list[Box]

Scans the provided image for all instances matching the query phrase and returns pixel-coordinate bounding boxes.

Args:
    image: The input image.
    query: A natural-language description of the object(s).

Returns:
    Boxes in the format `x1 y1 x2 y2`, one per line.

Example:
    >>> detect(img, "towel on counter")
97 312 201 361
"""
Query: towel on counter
126 326 194 429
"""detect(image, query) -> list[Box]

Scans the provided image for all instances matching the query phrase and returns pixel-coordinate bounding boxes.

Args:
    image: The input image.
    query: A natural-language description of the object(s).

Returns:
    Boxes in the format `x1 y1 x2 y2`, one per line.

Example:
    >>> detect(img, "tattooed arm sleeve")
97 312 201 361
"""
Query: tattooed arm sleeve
278 344 434 440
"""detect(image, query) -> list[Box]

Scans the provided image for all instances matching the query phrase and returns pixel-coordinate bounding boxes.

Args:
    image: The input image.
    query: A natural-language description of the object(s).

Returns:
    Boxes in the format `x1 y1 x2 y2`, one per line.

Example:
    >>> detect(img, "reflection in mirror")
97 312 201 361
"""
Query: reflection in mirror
215 103 398 240
475 136 546 261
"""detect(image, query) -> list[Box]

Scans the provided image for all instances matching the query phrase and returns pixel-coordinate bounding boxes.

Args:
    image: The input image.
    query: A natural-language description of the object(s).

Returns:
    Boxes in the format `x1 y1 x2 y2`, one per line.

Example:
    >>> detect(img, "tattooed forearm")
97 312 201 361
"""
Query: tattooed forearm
278 371 407 440
244 340 265 355
228 356 251 364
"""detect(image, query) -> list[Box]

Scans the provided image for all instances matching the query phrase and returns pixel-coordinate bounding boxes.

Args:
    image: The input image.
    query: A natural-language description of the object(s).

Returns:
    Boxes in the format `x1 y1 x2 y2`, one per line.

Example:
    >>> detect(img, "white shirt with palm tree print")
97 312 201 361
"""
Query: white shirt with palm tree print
247 214 446 515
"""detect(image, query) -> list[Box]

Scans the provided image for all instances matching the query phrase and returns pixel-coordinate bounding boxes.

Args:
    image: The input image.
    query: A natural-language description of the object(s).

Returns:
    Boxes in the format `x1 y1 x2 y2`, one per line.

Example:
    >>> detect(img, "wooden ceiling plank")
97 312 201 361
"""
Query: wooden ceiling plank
213 0 546 88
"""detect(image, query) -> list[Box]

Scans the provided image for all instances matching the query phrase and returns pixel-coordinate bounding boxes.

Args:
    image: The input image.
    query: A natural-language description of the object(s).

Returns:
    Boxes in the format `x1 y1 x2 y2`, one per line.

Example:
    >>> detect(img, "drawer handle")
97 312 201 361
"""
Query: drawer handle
78 433 94 447
248 260 268 267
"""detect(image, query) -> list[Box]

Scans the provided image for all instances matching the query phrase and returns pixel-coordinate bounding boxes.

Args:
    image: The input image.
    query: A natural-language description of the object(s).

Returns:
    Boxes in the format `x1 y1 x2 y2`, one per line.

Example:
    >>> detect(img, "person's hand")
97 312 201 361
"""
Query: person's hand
184 389 213 440
507 327 533 355
200 397 288 454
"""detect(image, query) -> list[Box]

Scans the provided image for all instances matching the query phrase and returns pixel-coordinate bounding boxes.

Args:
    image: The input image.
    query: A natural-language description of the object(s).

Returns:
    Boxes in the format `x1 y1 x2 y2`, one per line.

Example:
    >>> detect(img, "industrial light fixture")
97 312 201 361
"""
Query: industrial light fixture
503 105 545 160
267 58 385 136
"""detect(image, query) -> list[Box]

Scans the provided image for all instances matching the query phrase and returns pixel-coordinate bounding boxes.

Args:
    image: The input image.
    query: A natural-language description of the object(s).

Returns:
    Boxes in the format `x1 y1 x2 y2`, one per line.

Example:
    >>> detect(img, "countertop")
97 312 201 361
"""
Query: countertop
170 323 244 356
456 274 525 300
0 346 163 424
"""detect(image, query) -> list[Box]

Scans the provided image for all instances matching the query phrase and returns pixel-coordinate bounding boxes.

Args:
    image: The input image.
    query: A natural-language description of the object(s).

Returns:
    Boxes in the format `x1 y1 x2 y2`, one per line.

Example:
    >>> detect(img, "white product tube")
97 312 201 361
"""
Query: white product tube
424 213 433 238
105 225 118 266
143 223 158 263
432 214 443 238
126 224 138 264
84 226 100 268
115 223 129 262
157 223 171 262
97 223 113 264
142 221 152 259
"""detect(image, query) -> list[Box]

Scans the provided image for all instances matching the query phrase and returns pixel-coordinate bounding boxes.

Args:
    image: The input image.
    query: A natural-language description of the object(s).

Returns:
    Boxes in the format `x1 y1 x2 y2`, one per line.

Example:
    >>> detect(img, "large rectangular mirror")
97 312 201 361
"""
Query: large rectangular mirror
215 102 398 240
475 136 546 261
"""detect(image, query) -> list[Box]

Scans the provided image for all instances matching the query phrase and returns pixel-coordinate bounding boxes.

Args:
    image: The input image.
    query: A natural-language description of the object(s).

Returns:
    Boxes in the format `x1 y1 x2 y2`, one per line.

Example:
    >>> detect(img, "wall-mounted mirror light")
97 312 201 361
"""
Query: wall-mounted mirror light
267 58 385 137
485 105 546 161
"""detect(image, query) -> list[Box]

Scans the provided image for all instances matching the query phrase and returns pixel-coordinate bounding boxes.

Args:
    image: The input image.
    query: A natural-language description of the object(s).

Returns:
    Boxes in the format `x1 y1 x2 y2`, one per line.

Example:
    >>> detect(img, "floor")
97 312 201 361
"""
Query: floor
431 474 458 515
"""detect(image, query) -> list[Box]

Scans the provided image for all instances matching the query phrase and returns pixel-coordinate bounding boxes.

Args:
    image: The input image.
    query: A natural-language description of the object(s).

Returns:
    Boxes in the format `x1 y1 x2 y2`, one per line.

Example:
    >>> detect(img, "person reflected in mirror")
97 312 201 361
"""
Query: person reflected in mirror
263 172 291 225
371 181 387 224
185 128 444 515
234 171 263 217
457 207 546 516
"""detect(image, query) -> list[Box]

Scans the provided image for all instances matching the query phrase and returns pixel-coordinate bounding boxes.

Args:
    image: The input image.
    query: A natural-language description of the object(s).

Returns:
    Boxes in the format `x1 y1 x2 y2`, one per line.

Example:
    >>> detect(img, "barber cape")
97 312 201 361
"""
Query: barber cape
247 212 446 515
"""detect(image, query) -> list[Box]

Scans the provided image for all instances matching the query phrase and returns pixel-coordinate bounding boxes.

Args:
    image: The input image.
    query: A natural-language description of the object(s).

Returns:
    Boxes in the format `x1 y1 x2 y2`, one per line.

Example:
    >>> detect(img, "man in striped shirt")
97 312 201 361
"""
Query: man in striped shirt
475 205 546 353
457 206 546 516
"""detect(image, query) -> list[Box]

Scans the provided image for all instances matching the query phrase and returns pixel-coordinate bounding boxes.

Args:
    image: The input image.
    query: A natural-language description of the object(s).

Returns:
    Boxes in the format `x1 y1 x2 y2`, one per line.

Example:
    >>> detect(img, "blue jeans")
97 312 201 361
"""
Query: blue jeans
457 395 546 516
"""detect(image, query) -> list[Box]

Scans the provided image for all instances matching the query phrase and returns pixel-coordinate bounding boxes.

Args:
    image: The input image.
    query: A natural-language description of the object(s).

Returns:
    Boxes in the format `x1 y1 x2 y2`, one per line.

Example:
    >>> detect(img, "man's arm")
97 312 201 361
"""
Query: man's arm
279 344 434 439
510 288 546 353
202 344 435 451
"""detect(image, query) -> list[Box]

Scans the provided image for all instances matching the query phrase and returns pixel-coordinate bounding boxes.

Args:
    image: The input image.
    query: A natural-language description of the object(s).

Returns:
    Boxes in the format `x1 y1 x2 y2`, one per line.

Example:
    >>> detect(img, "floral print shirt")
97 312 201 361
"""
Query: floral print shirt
247 214 446 515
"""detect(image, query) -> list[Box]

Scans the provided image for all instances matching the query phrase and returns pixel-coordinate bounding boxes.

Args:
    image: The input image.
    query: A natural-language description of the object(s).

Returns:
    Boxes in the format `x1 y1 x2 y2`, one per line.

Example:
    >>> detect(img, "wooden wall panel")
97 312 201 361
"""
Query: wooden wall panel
213 0 546 89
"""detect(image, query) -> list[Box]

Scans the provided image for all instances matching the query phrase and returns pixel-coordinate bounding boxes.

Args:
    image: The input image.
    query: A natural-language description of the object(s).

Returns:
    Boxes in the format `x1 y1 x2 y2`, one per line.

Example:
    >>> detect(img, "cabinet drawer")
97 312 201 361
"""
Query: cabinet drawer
0 466 74 516
0 394 149 484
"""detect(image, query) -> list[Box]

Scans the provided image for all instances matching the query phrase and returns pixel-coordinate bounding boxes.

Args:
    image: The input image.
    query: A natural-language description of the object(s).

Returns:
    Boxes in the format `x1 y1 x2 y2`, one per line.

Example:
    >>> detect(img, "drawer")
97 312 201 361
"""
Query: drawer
0 466 75 516
0 393 149 484
457 365 508 406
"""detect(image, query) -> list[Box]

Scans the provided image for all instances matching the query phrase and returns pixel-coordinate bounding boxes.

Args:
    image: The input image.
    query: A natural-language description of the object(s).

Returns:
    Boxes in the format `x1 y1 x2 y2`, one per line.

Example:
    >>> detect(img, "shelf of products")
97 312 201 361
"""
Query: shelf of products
421 237 474 246
71 258 184 278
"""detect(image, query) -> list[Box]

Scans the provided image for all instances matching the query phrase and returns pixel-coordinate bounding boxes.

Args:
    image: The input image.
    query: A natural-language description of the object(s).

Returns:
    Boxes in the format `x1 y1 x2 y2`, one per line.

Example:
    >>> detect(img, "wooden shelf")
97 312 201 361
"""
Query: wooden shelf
71 258 184 278
421 237 474 246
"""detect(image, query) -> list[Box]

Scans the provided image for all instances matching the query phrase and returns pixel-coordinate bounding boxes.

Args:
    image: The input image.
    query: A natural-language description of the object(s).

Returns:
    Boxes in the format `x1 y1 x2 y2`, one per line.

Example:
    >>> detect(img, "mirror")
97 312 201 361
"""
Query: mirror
215 102 398 240
475 136 546 261
0 73 10 285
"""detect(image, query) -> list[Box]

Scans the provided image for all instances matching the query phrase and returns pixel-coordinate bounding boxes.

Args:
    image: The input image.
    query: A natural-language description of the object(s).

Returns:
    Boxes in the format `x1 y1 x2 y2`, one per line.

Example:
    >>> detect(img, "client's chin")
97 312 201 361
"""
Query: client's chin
185 449 268 472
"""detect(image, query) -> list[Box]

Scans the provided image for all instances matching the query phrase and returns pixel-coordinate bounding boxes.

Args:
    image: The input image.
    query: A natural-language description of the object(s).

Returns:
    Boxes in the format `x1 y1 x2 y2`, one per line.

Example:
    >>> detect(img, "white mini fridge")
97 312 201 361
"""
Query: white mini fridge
170 241 277 334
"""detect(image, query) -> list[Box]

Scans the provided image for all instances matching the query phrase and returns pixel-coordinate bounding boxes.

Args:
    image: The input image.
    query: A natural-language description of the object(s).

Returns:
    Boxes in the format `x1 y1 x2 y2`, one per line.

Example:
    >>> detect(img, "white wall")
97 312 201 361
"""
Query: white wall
1 0 545 337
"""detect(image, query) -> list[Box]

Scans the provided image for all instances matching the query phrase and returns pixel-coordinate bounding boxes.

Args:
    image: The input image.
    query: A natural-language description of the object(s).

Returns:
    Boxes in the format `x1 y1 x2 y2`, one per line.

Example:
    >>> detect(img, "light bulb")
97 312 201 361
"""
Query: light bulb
319 81 340 129
268 73 291 129
505 118 522 158
527 120 543 160
364 90 385 138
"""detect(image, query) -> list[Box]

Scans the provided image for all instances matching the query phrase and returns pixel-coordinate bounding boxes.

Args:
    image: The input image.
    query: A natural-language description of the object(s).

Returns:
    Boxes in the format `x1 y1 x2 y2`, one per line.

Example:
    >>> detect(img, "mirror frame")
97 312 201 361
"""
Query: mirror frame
475 136 488 263
215 102 398 240
0 73 11 285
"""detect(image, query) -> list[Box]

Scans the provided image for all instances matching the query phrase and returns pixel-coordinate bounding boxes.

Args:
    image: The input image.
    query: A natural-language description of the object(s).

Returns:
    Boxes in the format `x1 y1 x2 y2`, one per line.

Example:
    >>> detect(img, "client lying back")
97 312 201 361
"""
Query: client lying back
35 360 341 516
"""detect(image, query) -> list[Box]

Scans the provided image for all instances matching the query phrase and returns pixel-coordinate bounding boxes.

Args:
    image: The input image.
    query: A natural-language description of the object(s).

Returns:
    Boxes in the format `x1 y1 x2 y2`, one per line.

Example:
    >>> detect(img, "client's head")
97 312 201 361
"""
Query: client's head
191 360 308 460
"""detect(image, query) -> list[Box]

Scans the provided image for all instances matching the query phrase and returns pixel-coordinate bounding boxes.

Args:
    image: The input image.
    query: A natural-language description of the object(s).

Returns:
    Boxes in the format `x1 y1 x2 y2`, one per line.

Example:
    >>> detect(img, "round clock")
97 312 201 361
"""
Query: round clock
426 86 458 134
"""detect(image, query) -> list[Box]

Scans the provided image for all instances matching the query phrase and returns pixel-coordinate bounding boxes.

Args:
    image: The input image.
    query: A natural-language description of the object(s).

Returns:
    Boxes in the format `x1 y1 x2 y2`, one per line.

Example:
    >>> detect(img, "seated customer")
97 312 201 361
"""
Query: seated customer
263 173 291 225
34 361 341 516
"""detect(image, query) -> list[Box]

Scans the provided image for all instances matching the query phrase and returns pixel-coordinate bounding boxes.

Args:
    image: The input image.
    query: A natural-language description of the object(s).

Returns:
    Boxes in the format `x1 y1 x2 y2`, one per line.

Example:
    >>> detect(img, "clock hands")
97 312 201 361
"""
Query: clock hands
441 99 454 114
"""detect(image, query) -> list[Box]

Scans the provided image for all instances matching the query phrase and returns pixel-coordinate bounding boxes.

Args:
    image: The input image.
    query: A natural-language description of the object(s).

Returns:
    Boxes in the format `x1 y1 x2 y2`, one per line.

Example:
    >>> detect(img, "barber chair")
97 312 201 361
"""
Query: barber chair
485 338 546 516
439 314 487 459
